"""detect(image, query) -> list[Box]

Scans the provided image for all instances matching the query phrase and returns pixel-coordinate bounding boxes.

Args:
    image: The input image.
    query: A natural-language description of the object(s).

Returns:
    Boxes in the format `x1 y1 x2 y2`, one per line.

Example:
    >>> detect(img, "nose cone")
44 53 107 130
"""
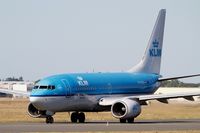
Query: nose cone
30 97 46 110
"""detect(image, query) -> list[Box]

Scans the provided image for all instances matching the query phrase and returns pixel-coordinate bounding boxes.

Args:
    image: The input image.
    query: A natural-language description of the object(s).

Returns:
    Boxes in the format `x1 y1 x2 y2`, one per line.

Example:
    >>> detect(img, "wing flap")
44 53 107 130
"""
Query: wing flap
157 98 168 103
138 91 200 101
183 96 195 101
99 92 200 106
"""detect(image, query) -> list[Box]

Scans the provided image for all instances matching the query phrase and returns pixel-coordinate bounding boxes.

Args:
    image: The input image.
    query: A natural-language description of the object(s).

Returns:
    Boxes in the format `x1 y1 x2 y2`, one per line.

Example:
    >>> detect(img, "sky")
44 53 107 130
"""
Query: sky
0 0 200 83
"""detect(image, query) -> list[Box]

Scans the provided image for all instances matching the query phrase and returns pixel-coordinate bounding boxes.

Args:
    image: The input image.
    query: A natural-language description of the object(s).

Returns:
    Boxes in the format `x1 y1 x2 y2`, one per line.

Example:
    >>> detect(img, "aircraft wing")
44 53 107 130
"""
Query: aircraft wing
0 88 30 97
99 91 200 106
158 74 200 81
138 92 200 101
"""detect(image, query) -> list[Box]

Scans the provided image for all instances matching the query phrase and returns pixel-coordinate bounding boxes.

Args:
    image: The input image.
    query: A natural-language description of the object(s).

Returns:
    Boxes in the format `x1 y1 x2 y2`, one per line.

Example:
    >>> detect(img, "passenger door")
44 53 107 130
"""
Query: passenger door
61 79 71 97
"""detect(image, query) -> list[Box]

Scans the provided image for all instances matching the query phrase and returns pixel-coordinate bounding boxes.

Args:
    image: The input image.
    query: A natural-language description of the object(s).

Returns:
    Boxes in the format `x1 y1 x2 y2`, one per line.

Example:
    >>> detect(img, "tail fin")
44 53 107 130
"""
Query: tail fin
128 9 166 75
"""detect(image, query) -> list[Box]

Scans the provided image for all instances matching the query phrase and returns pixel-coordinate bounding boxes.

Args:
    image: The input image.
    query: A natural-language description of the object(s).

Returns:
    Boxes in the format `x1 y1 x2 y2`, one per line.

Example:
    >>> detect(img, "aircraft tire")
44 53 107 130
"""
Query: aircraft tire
127 118 134 123
71 112 78 123
46 116 54 124
78 112 85 123
120 119 126 123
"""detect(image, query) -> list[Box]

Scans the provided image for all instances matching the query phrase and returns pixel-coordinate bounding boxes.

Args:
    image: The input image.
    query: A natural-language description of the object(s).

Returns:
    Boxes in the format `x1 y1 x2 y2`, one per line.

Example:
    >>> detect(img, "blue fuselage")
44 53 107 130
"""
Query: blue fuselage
31 73 160 97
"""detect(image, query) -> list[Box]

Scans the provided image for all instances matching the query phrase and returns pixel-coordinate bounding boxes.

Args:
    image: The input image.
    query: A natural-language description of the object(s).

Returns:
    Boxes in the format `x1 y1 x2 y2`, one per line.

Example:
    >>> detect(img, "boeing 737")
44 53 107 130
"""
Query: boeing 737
1 9 200 124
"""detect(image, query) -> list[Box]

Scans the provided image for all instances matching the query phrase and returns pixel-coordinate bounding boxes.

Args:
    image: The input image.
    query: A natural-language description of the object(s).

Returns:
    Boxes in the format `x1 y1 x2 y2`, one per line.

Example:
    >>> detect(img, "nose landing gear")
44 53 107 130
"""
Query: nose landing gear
71 112 85 123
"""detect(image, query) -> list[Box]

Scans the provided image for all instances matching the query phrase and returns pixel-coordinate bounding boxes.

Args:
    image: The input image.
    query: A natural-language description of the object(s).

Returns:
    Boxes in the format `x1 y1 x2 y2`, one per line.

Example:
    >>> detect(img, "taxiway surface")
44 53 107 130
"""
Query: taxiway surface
1 119 200 132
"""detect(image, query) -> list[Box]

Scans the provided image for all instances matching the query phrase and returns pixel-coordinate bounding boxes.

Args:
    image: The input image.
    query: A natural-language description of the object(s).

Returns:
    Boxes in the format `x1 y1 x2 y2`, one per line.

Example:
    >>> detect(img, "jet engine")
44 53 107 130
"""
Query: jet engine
111 99 141 119
27 103 46 118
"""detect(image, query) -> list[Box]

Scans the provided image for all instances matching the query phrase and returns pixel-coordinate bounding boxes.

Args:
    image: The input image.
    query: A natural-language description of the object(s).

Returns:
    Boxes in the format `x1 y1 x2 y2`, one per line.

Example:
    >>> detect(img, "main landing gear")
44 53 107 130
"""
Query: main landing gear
45 112 86 124
120 118 134 123
46 116 54 124
71 112 85 123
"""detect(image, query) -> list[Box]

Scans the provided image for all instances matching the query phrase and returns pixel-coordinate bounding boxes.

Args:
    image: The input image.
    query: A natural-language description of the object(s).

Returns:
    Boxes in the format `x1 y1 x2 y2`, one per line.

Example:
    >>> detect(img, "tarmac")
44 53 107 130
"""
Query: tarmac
0 119 200 132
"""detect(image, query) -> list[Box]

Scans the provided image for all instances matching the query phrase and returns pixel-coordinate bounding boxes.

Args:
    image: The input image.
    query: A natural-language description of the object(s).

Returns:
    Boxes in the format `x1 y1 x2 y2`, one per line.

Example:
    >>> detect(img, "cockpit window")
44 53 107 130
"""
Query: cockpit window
33 85 55 90
48 85 55 90
39 86 48 89
33 86 39 89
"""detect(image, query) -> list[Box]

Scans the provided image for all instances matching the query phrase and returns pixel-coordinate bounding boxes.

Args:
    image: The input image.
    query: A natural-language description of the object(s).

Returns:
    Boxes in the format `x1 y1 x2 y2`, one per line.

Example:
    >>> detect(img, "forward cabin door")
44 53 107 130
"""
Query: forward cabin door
61 79 71 97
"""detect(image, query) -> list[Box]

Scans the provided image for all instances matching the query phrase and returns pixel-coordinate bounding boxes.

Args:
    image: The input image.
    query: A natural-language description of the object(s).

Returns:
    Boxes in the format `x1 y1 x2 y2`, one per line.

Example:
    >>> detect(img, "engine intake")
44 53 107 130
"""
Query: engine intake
111 99 141 119
27 103 46 118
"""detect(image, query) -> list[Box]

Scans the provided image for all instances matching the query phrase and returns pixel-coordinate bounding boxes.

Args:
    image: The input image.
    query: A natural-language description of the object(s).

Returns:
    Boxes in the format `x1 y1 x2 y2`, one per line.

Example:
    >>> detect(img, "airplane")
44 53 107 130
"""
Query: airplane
0 9 200 124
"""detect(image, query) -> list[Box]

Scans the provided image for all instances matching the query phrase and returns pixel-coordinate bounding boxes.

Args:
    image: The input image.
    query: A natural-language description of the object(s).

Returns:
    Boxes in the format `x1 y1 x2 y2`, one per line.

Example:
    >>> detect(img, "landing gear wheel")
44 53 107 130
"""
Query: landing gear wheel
71 112 86 123
120 119 126 123
119 118 135 123
127 118 134 123
71 112 78 123
46 116 54 124
78 112 85 123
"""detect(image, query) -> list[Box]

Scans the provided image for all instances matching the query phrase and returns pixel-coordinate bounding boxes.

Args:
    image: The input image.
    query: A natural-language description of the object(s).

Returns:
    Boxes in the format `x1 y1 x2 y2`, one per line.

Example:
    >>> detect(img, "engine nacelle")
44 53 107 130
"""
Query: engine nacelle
27 103 46 118
111 99 141 119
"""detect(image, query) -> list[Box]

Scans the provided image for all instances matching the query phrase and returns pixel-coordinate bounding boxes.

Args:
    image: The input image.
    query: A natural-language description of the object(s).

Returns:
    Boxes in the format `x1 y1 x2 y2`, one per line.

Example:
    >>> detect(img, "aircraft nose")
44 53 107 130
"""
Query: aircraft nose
29 97 46 110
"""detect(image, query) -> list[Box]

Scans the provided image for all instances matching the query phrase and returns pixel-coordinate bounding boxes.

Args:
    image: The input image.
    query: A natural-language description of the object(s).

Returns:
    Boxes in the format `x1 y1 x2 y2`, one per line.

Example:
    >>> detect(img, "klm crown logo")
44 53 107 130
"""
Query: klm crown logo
149 39 161 57
153 39 159 48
